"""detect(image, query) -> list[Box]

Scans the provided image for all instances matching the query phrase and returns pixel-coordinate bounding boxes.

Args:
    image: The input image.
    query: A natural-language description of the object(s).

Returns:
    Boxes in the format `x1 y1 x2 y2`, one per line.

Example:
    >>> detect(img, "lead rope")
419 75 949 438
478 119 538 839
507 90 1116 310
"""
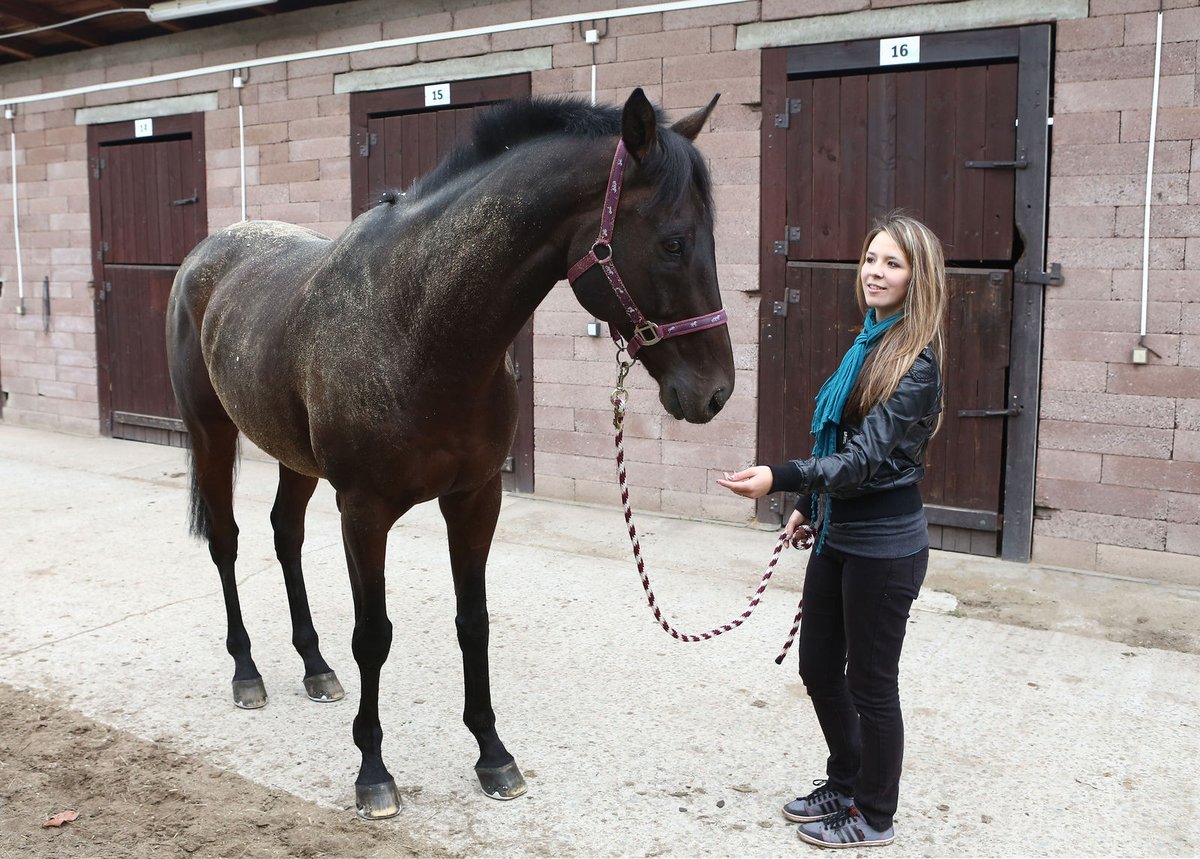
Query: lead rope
610 356 809 664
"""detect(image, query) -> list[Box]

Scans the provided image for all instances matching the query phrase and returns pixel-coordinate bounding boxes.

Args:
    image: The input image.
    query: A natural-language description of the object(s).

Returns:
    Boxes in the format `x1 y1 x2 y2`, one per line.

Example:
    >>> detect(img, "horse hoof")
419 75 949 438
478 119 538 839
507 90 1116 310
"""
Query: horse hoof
303 671 345 703
231 678 267 709
355 780 401 819
475 761 527 800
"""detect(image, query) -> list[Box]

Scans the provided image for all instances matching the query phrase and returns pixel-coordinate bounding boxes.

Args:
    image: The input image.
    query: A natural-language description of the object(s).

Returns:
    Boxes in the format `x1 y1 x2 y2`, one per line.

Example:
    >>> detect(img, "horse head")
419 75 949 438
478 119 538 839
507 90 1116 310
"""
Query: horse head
567 89 735 424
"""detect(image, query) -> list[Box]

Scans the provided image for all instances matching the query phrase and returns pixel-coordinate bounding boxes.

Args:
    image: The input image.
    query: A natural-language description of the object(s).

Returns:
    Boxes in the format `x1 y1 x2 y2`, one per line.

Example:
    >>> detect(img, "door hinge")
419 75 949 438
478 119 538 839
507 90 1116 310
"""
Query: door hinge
773 98 801 128
97 241 108 261
1016 262 1063 286
99 281 111 302
359 132 377 158
773 226 801 255
772 300 788 317
512 361 521 383
93 157 105 178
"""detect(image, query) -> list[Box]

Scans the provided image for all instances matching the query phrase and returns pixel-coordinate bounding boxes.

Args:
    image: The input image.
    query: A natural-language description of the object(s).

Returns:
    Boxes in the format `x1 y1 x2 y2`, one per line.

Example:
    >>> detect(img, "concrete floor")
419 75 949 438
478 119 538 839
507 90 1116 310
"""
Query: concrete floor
1 423 1197 857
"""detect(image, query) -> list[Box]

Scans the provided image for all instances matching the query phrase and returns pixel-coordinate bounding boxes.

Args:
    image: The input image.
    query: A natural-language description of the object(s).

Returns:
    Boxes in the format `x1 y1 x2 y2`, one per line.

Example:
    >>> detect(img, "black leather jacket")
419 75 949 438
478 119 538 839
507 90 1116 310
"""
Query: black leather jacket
769 347 942 502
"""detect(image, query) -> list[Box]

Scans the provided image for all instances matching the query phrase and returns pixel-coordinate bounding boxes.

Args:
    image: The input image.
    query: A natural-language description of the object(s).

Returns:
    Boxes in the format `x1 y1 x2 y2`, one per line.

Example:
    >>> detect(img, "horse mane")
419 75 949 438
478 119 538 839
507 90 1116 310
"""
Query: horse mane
386 96 712 217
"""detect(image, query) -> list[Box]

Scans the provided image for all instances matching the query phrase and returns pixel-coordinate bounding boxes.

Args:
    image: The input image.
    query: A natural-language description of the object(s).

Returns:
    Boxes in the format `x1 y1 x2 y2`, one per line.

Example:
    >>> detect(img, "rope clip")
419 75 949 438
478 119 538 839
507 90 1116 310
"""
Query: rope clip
611 348 634 426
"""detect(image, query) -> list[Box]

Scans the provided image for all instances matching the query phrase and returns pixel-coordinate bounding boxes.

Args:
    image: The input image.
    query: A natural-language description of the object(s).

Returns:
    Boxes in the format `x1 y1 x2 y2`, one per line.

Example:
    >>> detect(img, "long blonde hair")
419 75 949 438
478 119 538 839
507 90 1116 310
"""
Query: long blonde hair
848 213 947 424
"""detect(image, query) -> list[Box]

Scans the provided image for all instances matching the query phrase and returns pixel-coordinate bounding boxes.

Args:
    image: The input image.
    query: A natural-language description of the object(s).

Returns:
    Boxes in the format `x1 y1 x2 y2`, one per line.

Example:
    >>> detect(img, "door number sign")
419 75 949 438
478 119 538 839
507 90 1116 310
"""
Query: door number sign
424 83 450 107
879 36 920 66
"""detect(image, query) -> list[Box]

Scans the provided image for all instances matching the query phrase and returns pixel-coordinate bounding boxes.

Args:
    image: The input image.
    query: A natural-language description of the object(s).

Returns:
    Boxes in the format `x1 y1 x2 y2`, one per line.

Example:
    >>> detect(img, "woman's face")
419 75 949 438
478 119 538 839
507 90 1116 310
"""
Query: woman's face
861 231 911 320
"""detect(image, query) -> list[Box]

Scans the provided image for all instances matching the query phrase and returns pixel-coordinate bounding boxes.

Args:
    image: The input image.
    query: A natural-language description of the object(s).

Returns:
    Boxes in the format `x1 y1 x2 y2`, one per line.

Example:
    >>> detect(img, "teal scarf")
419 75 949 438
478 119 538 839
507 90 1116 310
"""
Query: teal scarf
808 308 901 550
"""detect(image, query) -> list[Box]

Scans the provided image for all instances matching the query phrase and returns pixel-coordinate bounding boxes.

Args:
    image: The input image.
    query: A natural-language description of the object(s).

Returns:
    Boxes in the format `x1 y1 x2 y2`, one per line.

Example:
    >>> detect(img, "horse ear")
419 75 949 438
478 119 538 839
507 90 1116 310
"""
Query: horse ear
621 87 659 161
670 93 720 141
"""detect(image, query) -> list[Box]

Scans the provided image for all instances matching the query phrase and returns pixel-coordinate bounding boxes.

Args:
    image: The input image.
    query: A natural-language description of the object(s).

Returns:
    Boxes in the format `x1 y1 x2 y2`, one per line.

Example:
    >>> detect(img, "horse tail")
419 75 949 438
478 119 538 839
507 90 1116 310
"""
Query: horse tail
184 432 240 543
186 448 211 541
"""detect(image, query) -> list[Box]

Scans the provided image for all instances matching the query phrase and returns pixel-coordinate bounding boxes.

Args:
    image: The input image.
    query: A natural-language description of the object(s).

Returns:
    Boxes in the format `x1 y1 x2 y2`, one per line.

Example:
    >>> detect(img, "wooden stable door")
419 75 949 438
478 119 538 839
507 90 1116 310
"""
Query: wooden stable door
89 113 207 445
781 64 1018 263
762 48 1023 556
350 75 535 493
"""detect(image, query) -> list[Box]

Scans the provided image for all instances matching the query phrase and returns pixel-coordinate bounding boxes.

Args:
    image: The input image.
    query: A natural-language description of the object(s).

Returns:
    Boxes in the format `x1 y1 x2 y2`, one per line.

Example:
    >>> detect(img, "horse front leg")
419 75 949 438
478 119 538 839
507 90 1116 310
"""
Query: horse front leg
270 464 344 703
439 476 527 801
340 493 402 819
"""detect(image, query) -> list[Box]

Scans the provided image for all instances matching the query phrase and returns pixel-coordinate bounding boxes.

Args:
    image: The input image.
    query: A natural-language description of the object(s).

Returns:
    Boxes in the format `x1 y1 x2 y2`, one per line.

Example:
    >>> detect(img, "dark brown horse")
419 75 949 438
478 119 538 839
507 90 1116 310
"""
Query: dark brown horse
166 88 734 818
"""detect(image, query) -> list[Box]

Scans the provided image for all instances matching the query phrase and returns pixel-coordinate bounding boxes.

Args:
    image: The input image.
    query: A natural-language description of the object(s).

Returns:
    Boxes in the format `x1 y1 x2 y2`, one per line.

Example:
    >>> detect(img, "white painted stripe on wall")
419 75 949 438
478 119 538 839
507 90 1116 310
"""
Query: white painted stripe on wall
736 0 1088 51
334 47 553 95
74 92 220 126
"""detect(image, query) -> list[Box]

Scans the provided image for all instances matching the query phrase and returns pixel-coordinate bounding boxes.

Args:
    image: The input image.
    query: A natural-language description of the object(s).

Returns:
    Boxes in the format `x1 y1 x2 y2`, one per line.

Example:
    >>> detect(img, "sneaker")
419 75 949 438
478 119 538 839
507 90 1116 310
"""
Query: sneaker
797 806 895 848
782 779 854 823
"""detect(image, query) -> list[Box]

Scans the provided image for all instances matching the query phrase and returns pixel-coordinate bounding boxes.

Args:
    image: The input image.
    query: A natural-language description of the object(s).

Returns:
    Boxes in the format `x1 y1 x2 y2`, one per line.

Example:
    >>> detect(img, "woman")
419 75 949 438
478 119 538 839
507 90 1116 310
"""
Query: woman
718 213 947 849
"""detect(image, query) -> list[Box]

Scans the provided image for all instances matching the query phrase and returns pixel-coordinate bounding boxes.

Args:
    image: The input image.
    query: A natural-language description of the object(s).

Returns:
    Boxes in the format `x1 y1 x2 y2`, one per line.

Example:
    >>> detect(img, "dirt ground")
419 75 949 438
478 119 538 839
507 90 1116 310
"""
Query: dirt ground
923 553 1200 656
0 683 430 859
3 561 1196 859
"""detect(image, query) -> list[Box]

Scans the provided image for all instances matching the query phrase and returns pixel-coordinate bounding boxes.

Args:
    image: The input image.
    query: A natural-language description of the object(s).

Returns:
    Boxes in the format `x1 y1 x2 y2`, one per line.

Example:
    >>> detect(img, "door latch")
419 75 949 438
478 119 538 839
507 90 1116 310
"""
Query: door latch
965 159 1028 169
958 395 1022 418
1016 262 1064 286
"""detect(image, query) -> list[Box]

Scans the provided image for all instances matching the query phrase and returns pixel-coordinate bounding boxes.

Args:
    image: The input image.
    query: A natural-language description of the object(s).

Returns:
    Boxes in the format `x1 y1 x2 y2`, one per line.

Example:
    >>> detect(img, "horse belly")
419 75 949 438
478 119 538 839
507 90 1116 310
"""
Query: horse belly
309 364 519 505
206 350 322 476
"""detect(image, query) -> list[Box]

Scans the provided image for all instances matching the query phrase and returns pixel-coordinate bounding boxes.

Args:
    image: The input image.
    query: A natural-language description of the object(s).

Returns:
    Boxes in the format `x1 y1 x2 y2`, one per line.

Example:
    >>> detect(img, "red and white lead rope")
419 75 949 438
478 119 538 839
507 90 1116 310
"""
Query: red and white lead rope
611 379 809 664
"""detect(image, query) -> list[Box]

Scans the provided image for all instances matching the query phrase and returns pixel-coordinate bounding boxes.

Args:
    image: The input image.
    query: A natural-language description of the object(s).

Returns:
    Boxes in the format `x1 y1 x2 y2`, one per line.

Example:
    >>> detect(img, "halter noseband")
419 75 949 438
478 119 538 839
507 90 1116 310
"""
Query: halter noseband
566 140 729 359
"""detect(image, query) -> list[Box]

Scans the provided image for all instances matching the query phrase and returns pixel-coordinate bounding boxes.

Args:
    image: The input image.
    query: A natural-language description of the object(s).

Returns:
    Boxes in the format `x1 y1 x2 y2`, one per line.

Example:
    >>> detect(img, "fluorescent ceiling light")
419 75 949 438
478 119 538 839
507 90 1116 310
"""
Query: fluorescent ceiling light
146 0 279 23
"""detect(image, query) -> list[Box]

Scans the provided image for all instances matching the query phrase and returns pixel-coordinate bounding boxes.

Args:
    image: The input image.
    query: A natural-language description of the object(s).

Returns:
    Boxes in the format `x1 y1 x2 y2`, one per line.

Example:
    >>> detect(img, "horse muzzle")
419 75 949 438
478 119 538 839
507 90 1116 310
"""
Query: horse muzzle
660 372 733 424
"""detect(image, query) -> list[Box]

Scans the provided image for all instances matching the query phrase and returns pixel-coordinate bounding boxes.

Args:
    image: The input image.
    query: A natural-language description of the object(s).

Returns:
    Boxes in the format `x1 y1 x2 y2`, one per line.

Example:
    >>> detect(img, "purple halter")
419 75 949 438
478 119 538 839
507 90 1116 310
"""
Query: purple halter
567 140 728 359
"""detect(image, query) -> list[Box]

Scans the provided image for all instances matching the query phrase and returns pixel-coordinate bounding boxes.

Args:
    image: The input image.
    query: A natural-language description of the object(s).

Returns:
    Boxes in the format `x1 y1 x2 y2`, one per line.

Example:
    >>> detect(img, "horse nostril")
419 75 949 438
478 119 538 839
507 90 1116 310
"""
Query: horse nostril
709 387 729 416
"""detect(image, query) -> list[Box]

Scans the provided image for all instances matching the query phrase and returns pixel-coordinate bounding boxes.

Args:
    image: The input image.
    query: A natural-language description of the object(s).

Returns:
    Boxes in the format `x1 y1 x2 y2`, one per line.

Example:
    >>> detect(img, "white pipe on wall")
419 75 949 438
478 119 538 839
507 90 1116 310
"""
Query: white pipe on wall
8 124 24 315
234 70 247 221
1139 8 1163 341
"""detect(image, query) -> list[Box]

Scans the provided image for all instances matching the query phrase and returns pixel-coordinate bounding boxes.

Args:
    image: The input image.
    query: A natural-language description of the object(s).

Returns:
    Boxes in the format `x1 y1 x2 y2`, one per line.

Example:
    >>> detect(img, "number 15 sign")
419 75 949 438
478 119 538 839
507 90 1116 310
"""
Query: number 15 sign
879 36 920 66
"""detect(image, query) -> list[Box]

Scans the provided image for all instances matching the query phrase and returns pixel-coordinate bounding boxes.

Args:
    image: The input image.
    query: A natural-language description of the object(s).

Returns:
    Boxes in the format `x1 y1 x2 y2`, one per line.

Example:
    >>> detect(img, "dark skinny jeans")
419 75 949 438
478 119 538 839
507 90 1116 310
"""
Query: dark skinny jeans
797 544 928 831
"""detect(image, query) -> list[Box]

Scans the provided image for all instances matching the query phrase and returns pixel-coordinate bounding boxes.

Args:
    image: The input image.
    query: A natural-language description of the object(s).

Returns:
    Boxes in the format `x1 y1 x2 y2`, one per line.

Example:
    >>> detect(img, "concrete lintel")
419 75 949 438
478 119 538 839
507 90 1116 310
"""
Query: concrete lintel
736 0 1088 51
75 92 219 126
334 47 552 95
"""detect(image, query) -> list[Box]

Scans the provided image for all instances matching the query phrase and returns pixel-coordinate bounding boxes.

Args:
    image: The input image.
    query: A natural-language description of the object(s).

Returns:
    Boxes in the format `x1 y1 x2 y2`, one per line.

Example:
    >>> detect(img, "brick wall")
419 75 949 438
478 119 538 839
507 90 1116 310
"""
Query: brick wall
0 93 96 435
1038 0 1200 583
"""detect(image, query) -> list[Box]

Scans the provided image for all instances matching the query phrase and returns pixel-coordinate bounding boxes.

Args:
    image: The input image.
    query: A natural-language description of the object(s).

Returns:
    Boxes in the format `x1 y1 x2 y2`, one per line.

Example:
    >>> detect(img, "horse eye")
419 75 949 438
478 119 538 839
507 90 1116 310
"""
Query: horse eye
663 238 684 256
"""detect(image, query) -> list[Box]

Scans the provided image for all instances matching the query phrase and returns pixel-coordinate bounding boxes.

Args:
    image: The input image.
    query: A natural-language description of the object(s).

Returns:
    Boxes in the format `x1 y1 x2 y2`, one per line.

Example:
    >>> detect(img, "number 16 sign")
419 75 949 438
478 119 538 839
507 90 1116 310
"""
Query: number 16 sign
879 36 920 66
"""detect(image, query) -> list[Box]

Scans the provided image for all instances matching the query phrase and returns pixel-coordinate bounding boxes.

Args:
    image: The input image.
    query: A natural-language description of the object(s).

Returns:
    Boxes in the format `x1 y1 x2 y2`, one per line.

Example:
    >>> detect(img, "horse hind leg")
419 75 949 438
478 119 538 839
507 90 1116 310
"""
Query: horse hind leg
439 477 527 801
185 416 268 709
271 464 344 703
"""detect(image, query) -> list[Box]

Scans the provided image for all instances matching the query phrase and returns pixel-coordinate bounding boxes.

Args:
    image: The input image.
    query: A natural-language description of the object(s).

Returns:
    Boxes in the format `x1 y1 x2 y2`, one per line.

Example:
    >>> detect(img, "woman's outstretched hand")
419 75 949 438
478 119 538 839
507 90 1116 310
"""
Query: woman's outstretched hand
717 466 774 499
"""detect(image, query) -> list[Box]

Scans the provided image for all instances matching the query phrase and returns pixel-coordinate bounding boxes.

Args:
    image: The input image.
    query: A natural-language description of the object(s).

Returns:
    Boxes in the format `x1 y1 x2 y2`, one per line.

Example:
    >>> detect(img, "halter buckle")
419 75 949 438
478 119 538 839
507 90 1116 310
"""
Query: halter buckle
633 321 663 347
